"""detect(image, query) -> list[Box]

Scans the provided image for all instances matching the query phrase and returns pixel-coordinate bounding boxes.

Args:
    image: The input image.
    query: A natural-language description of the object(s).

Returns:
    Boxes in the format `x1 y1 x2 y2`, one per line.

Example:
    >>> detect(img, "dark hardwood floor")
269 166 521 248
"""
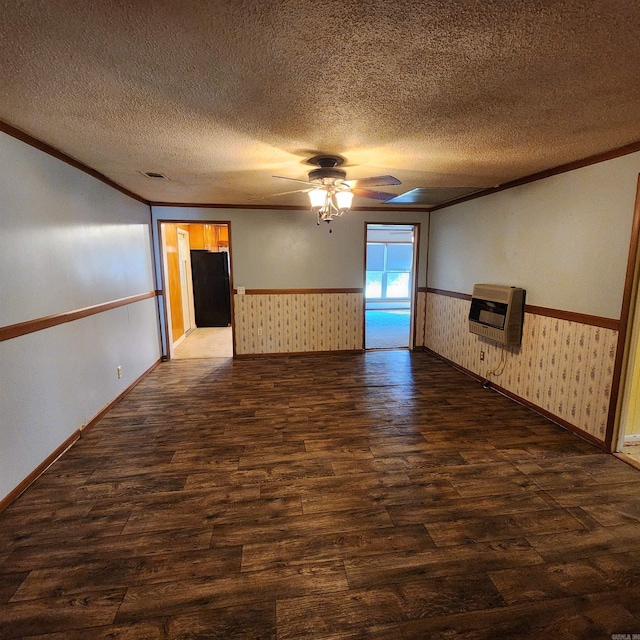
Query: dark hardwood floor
1 350 640 639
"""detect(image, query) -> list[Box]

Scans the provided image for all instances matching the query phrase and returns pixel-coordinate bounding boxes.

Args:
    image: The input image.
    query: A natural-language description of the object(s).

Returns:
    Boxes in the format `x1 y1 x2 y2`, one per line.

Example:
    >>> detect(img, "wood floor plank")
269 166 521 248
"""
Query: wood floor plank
115 561 348 622
165 602 277 640
119 494 298 535
9 546 242 601
581 500 640 526
526 522 640 562
276 574 504 639
331 451 469 474
539 481 640 508
0 528 214 573
386 491 557 526
183 469 271 489
515 453 640 487
20 619 166 640
0 351 638 639
399 590 640 639
259 471 411 499
489 549 640 605
0 510 130 554
301 481 460 515
0 571 29 604
241 525 435 572
343 539 544 589
0 589 126 639
0 500 96 531
209 507 395 546
425 508 587 547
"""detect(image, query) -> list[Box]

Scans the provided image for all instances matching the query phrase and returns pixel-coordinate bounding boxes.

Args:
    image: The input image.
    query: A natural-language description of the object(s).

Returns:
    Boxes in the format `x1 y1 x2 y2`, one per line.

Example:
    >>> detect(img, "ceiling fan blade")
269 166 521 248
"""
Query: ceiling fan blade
273 175 316 186
347 175 401 188
247 187 312 201
352 188 399 202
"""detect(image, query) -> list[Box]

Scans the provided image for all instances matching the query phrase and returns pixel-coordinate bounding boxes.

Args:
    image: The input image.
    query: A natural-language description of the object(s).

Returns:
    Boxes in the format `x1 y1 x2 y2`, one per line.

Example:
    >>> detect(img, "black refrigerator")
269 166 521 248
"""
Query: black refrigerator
189 250 231 327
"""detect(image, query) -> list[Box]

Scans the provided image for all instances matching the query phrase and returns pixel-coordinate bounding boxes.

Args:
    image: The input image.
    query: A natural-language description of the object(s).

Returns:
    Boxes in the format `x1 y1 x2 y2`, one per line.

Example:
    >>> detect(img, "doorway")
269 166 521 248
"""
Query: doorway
617 361 640 464
364 223 418 349
160 222 233 359
616 290 640 466
614 176 640 467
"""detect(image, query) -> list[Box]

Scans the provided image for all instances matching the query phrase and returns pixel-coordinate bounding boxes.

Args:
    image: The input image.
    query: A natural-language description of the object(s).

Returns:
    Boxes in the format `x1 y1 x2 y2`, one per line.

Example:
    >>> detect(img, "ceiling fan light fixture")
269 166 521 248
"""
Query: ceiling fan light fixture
335 189 353 211
308 188 327 208
267 155 400 225
308 184 354 223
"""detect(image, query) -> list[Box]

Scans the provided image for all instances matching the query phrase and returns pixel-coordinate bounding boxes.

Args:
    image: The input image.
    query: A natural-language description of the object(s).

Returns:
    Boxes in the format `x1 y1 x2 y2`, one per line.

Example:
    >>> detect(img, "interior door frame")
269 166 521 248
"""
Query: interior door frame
176 227 196 336
363 221 420 350
157 219 234 360
611 175 640 456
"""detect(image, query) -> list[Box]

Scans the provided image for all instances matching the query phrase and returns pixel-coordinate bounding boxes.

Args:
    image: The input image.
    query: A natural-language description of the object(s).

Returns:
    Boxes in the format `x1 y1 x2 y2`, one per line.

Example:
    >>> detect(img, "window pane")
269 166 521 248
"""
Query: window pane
386 272 410 298
366 244 385 271
386 244 413 271
366 272 383 298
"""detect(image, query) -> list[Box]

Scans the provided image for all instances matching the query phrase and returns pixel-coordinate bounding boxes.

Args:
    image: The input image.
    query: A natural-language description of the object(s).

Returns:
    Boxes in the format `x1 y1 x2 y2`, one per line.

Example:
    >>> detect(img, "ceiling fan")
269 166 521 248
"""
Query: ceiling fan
251 155 401 223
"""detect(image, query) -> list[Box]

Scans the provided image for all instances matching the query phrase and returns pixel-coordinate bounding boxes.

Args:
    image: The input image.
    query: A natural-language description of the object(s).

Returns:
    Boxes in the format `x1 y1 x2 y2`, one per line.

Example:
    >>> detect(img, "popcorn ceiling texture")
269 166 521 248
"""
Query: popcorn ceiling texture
1 0 640 205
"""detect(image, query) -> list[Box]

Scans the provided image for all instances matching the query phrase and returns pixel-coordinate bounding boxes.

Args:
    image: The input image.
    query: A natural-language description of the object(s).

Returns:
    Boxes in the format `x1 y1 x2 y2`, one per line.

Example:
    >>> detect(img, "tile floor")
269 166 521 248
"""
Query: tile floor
173 327 233 359
621 443 640 466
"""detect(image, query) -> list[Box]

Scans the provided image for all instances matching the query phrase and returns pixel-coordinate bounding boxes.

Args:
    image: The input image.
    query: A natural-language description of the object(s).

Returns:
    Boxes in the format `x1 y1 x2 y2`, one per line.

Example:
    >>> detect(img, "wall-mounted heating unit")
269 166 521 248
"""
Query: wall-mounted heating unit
469 284 525 346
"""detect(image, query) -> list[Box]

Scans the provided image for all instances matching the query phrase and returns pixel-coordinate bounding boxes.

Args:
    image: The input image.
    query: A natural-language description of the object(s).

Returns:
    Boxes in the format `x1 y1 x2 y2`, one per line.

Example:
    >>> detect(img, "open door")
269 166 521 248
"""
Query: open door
614 175 640 467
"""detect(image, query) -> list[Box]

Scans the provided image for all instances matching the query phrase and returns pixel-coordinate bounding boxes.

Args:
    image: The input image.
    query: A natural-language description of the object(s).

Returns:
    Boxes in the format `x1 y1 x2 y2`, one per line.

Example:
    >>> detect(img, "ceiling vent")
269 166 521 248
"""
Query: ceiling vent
141 171 169 180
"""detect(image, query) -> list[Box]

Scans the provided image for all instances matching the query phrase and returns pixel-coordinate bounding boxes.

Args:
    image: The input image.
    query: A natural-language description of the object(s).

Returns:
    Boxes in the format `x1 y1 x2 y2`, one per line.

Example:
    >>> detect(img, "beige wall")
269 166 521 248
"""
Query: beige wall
0 131 161 503
428 152 640 319
426 151 640 445
152 207 429 290
152 206 429 355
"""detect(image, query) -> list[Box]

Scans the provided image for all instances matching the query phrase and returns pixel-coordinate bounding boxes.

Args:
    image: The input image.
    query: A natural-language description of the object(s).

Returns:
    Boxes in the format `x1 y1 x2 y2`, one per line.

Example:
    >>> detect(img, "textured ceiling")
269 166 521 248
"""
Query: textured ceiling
1 0 640 208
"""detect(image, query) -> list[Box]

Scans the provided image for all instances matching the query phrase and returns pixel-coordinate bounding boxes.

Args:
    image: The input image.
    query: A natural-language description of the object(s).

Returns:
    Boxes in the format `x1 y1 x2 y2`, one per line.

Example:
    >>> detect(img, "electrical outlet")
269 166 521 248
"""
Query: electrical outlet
237 286 245 295
258 328 263 336
117 365 123 379
480 351 485 361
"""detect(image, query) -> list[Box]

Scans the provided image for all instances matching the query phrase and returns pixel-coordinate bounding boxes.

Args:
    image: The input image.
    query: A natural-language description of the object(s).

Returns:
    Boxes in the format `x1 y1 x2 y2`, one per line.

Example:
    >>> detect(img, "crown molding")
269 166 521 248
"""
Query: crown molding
430 140 640 212
0 120 149 205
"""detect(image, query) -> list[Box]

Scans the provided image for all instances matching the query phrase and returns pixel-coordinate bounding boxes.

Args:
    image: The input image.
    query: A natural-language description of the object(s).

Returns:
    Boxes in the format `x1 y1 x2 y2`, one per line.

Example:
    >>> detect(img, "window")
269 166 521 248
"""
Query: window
365 243 413 299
